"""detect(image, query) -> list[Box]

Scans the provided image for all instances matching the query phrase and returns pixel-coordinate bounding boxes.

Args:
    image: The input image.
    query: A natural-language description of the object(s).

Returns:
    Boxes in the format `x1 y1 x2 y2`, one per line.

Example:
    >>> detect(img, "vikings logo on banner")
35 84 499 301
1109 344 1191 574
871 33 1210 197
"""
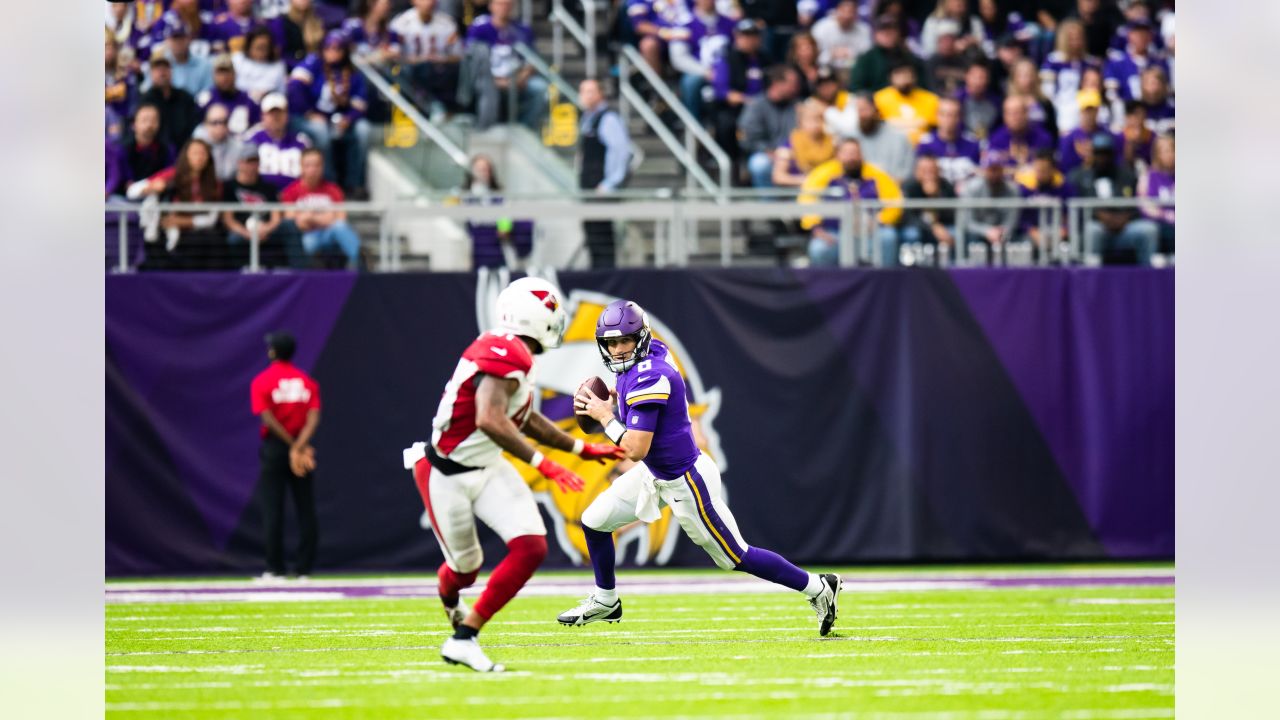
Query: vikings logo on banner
476 270 726 566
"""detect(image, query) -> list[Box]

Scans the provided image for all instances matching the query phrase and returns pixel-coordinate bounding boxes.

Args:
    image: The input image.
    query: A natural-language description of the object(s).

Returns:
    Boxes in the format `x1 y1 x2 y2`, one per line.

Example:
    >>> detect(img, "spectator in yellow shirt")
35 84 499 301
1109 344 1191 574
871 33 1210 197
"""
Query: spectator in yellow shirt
799 137 904 267
873 60 939 146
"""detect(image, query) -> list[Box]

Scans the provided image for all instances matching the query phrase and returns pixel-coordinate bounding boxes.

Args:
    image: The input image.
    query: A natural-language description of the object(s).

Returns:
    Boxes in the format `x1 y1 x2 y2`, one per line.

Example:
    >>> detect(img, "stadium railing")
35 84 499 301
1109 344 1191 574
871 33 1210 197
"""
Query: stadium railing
103 195 1172 272
550 0 600 79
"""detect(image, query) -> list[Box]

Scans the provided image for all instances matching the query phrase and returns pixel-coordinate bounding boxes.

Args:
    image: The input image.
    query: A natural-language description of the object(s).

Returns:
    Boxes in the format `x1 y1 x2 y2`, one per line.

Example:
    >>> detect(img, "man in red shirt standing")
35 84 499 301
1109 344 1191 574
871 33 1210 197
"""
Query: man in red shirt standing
280 148 362 269
250 332 321 581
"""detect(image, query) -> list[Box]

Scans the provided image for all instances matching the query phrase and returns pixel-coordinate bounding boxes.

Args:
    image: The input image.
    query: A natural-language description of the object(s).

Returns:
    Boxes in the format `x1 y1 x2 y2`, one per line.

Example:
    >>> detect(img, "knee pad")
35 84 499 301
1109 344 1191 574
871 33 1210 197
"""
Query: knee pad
580 500 613 533
452 547 484 575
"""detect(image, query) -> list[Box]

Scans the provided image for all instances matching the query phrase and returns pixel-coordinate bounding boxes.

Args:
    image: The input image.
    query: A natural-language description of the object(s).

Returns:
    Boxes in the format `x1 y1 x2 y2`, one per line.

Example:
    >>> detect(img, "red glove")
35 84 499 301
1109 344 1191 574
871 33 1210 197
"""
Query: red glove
580 442 625 464
536 456 586 493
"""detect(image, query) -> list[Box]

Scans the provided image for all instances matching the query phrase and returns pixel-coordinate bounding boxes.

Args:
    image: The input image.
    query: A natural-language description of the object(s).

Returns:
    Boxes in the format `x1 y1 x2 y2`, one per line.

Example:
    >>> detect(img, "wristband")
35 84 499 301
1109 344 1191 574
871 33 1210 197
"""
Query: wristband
530 450 545 468
571 438 585 455
604 419 627 445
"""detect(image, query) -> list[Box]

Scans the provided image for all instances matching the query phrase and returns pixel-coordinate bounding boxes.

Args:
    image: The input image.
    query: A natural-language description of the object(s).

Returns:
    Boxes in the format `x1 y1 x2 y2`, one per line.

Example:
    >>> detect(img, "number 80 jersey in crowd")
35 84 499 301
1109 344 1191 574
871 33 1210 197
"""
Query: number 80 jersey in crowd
431 332 537 468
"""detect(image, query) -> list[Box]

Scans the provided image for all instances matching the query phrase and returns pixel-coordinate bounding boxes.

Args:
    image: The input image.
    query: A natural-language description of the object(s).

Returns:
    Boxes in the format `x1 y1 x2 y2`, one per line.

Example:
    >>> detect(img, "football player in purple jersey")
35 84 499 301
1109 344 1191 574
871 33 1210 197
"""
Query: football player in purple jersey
559 301 844 637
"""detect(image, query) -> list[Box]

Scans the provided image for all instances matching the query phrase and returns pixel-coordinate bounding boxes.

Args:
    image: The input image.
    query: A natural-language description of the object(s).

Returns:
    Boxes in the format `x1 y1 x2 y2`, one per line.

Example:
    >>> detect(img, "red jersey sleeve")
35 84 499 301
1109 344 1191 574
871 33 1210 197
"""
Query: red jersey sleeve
280 181 301 203
463 333 534 379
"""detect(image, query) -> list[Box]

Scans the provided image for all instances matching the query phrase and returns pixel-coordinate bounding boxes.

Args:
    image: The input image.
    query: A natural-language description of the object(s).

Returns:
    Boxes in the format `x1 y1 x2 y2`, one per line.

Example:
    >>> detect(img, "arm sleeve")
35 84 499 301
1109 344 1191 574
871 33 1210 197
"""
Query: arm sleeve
598 112 631 190
308 380 321 411
623 373 672 406
625 403 661 433
668 40 706 76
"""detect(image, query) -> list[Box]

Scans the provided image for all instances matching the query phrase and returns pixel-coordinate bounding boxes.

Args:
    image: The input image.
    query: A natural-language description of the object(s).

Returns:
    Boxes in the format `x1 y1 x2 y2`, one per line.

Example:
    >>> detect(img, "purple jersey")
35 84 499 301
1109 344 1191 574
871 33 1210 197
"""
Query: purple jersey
1104 48 1169 102
196 86 262 135
342 17 402 58
209 12 260 55
465 15 535 78
627 0 690 32
614 339 700 480
1142 169 1174 224
1110 23 1167 54
816 168 884 233
1141 99 1175 135
917 131 982 185
679 12 734 67
1058 127 1123 174
1039 52 1101 104
711 51 764 100
985 124 1054 166
1017 178 1074 232
244 126 311 189
151 9 220 58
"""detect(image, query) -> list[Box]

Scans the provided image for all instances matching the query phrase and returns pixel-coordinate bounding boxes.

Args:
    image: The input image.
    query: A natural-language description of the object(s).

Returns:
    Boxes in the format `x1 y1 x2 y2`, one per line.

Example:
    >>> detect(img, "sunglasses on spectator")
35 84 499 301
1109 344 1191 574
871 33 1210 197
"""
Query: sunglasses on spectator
207 119 228 125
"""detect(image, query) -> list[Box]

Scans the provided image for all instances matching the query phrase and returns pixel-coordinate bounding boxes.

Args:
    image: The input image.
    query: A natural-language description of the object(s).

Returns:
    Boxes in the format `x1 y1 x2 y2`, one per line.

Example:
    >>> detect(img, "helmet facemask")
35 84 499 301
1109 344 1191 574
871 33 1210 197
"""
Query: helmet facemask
596 326 652 374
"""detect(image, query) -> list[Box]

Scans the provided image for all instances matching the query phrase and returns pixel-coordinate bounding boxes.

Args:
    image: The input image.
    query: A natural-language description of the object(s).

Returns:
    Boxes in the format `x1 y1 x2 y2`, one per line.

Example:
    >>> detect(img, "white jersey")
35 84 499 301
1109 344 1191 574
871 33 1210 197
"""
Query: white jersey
390 9 461 61
430 331 536 468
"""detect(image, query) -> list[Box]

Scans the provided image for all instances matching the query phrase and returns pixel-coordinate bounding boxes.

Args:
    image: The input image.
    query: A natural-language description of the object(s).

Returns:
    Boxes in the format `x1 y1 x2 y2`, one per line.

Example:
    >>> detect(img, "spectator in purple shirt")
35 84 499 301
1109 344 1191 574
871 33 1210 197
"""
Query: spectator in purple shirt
1016 148 1073 255
244 92 313 190
210 0 261 56
1103 17 1166 106
711 20 772 167
671 0 736 120
1059 88 1121 174
626 0 690 77
344 0 402 65
289 32 371 196
152 0 219 59
986 95 1053 174
1138 65 1174 135
106 32 139 122
1039 18 1101 134
916 96 981 185
197 54 263 135
1139 133 1174 256
463 0 548 130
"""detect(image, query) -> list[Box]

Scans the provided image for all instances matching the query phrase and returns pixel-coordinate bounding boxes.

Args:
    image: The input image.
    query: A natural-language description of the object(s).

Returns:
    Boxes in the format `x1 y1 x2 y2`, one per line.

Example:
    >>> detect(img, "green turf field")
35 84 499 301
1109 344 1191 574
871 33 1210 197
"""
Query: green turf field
105 567 1173 719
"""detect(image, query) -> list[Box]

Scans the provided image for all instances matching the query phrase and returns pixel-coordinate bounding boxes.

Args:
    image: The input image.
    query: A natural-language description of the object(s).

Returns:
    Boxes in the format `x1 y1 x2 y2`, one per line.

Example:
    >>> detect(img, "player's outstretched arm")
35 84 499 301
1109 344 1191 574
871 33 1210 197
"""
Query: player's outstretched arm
523 412 625 464
475 375 585 492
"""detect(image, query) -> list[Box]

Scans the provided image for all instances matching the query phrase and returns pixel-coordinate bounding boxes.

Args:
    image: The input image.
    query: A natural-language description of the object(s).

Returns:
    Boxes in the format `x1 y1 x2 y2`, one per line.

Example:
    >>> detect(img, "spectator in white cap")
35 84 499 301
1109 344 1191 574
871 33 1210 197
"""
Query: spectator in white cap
243 92 313 190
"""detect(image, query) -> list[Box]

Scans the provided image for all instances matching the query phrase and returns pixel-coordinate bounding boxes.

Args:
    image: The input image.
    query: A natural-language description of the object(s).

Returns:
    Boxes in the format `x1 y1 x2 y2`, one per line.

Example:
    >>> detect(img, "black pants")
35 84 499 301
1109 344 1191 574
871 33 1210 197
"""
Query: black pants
583 220 616 268
259 437 317 575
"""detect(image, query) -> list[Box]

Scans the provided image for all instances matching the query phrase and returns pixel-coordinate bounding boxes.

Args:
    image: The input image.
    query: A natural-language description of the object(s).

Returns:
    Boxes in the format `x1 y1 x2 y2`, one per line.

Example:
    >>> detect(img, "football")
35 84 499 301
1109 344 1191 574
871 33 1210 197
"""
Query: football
575 376 611 434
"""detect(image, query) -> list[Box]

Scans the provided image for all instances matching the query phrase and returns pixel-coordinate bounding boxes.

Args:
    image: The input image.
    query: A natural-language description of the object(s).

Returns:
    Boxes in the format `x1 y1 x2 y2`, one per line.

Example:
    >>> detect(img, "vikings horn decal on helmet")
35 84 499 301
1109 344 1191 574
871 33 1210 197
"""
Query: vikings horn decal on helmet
496 277 568 352
595 300 653 373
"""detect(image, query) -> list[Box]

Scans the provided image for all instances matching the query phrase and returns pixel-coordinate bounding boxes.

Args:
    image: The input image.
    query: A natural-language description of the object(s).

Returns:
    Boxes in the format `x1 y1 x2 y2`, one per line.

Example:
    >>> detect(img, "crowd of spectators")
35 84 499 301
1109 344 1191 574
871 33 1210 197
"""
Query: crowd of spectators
105 0 554 270
104 1 1176 270
613 0 1174 266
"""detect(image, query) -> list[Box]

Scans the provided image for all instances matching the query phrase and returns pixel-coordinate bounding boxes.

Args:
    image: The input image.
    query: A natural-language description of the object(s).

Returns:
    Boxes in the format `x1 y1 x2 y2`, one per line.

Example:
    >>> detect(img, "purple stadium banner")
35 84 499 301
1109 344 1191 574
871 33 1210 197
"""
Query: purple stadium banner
106 269 1173 576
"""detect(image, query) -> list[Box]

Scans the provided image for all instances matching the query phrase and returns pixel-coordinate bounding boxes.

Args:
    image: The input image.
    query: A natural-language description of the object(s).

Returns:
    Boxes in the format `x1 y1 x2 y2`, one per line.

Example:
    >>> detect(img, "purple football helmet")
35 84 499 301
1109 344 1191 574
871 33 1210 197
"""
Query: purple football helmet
595 300 652 373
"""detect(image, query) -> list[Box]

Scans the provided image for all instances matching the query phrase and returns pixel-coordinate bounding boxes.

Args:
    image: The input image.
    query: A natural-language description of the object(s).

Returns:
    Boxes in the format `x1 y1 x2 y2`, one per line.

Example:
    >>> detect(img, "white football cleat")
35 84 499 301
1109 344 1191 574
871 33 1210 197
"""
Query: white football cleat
253 571 284 584
809 573 843 637
441 637 504 672
445 597 469 630
556 594 622 626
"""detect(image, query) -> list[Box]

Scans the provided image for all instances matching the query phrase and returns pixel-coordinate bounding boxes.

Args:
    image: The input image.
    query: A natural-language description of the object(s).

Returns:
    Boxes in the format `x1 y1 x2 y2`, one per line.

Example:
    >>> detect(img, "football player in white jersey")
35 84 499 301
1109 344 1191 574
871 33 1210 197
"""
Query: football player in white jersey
403 277 624 672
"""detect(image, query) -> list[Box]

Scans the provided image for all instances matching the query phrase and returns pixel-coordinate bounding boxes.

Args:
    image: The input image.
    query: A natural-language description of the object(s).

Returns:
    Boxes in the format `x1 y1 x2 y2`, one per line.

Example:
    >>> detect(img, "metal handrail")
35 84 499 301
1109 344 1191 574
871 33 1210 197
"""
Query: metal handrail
550 0 596 78
106 197 1173 272
618 45 732 196
351 56 471 170
514 42 582 107
617 82 719 195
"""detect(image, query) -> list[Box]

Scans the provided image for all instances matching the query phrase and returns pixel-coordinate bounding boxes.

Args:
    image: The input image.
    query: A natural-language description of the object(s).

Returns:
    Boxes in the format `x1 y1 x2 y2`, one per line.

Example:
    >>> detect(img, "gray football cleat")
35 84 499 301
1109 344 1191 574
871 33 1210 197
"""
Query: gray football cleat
556 594 622 626
809 573 843 636
441 636 504 672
